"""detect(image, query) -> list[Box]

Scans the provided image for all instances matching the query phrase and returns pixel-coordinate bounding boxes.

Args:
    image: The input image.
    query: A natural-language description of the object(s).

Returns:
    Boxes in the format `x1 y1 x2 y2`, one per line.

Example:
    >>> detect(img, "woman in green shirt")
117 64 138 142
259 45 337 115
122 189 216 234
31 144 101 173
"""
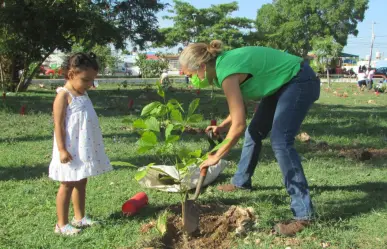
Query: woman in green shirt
179 40 320 236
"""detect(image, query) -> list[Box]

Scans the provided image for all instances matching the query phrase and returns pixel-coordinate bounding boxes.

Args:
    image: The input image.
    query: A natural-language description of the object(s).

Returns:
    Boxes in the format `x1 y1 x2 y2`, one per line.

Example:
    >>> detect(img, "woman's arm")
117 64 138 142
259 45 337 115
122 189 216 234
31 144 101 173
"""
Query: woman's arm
219 114 232 130
212 74 246 159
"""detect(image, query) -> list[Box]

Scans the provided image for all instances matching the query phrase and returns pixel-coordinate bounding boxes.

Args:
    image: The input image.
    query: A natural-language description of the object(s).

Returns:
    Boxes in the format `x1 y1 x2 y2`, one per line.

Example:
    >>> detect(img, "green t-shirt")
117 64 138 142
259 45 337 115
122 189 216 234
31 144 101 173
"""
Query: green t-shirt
214 46 303 100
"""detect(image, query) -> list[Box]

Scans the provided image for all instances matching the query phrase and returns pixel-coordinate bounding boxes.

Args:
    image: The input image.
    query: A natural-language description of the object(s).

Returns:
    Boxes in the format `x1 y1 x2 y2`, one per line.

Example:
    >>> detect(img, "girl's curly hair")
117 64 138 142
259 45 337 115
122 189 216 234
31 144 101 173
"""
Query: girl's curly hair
61 52 99 79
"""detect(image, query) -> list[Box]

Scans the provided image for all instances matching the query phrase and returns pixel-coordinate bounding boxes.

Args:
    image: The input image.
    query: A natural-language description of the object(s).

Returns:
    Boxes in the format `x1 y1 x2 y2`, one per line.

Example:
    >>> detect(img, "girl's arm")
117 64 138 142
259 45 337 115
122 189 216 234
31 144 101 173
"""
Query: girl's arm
53 91 72 162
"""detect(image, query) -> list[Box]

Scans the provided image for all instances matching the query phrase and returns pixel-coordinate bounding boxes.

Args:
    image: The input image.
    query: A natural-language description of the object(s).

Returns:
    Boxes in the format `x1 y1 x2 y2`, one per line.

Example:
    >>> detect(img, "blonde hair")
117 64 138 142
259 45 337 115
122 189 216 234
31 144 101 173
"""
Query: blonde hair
179 40 223 71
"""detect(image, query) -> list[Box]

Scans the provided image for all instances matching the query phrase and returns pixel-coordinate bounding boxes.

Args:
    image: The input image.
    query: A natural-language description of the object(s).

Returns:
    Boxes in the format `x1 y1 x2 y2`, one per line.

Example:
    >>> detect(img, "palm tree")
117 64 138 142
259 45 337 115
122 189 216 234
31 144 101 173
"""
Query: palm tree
312 36 343 87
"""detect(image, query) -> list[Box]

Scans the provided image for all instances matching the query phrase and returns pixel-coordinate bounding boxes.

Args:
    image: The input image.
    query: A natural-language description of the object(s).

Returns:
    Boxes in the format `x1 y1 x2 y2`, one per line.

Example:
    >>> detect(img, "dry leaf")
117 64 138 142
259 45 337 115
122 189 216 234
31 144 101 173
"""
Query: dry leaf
140 221 155 234
321 241 331 248
156 211 169 236
368 100 376 104
297 132 311 142
255 239 261 245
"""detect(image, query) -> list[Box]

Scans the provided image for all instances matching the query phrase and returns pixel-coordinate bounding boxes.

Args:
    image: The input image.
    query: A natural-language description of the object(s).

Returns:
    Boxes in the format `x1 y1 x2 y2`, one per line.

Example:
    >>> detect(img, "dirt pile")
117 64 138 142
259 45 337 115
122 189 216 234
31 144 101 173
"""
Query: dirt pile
139 204 256 249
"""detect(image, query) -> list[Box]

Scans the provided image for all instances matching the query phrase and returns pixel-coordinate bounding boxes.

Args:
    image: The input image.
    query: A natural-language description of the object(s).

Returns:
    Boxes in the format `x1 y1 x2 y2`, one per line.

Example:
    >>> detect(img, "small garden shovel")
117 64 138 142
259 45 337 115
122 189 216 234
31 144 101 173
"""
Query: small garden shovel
182 130 223 234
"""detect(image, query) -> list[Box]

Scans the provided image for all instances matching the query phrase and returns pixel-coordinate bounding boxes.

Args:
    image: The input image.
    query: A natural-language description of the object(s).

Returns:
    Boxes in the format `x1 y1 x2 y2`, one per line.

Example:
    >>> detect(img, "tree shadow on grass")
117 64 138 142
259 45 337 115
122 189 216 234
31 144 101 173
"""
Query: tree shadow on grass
302 103 387 139
0 164 48 181
242 182 387 222
0 135 52 144
1 87 228 118
311 182 387 221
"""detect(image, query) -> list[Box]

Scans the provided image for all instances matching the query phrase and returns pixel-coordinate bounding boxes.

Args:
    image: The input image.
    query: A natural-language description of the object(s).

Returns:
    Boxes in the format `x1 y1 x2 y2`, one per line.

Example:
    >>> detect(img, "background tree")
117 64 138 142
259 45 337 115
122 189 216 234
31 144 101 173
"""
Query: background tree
135 53 169 79
154 0 257 49
256 0 368 57
71 44 121 75
0 0 165 92
312 36 343 87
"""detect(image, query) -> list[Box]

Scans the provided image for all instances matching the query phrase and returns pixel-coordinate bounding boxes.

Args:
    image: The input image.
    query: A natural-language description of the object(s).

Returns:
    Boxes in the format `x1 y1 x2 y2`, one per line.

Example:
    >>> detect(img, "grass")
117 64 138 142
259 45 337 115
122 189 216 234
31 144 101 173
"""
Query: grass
1 82 387 249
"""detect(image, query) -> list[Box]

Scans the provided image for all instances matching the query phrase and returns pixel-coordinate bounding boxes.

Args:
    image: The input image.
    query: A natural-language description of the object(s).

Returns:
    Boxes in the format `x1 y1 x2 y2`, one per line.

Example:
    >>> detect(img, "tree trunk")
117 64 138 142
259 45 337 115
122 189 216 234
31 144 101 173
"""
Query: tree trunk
16 50 55 92
327 68 331 88
0 62 4 90
16 63 39 92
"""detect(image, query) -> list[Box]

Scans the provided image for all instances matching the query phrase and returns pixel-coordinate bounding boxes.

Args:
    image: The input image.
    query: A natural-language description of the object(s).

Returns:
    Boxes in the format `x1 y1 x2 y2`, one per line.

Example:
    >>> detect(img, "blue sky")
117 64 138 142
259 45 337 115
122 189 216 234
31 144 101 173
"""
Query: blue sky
156 0 387 59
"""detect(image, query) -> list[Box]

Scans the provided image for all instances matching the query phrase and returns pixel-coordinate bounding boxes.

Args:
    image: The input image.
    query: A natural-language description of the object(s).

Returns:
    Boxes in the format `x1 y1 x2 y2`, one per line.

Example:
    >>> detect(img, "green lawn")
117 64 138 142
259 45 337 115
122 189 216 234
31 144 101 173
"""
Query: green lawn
1 83 386 249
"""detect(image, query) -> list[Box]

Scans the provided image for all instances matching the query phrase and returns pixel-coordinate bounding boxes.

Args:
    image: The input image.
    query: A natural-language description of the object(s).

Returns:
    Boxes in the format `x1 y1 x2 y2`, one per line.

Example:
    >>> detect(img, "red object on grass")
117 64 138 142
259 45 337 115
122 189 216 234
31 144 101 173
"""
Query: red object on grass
122 192 148 216
210 119 217 126
20 105 26 115
196 89 200 95
128 99 134 109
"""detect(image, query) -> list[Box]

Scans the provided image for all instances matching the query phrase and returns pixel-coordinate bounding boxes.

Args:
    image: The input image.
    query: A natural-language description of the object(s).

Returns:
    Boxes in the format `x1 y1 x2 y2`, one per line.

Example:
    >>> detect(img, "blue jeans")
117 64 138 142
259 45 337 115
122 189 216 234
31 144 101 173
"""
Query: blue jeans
232 63 320 220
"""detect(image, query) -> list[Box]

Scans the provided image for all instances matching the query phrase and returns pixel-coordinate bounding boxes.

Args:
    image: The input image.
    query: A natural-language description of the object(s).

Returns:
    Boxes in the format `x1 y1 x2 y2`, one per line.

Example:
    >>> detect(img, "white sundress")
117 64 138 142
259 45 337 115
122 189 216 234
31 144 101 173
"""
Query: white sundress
49 87 112 182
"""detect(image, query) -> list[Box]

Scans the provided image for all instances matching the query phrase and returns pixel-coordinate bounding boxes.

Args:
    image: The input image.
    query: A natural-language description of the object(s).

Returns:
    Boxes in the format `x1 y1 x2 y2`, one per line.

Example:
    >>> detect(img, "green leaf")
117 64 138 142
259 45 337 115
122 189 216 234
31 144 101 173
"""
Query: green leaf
137 145 155 154
202 138 231 159
165 124 174 139
145 117 160 132
141 101 162 116
167 99 184 112
176 162 186 170
156 211 169 236
166 135 180 144
178 148 190 161
172 124 184 131
187 114 203 123
189 149 202 158
132 119 147 129
156 82 165 98
171 109 183 122
110 161 136 167
178 167 189 176
159 175 178 184
152 105 168 117
188 98 200 117
185 158 197 167
134 168 147 181
140 131 158 145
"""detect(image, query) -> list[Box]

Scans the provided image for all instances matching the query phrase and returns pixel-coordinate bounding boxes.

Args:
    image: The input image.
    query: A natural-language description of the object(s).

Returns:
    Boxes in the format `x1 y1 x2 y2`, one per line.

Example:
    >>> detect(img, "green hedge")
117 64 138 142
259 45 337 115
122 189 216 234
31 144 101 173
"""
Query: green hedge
34 75 184 79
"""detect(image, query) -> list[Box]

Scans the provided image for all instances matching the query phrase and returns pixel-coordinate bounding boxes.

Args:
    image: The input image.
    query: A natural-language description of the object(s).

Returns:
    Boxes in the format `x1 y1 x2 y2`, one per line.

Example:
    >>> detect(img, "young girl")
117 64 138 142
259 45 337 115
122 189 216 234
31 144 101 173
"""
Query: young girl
49 52 112 235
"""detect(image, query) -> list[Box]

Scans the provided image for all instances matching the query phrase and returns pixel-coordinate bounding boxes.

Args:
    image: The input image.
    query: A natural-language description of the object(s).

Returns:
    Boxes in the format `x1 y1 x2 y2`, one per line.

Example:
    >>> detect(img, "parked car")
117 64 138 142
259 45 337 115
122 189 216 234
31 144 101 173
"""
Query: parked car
375 67 387 77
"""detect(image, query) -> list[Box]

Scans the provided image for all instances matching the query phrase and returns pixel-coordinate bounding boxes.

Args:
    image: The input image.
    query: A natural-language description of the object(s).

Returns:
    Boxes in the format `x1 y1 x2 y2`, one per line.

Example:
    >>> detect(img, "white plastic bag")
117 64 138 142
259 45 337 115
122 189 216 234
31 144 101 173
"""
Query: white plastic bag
137 159 230 192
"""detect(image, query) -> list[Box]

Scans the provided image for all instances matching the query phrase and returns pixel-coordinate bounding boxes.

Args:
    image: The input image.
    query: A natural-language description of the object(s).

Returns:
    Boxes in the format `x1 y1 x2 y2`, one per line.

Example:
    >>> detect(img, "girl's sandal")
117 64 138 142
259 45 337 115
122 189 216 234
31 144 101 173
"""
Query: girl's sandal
54 224 81 236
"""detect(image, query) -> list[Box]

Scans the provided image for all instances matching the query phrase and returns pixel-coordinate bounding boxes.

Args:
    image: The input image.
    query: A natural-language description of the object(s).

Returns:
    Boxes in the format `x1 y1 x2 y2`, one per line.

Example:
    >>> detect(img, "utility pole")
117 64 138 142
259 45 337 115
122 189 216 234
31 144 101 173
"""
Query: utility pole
368 22 376 68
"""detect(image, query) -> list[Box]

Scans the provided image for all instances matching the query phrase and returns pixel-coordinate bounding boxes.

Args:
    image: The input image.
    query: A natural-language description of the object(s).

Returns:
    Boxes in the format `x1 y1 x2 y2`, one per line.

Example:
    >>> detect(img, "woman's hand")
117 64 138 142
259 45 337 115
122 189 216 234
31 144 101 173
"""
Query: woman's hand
205 125 226 135
199 154 221 170
59 149 73 164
